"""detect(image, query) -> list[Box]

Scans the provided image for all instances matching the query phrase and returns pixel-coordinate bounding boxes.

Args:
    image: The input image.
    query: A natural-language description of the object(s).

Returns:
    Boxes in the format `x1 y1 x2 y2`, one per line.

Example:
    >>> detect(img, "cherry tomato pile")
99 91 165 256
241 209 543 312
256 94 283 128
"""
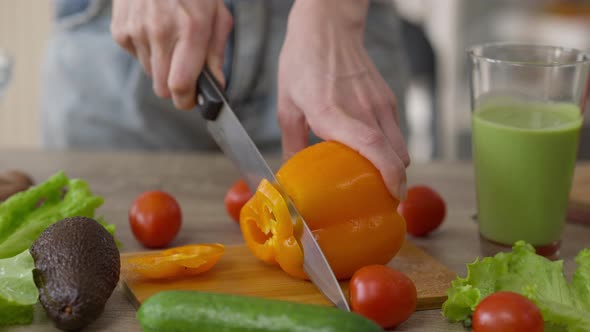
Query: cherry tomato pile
129 190 182 248
397 185 446 237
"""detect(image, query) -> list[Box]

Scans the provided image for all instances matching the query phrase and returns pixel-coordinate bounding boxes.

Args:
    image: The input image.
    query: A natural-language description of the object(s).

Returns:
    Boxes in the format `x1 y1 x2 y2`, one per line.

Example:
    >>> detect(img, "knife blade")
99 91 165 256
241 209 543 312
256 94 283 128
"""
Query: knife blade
195 68 350 311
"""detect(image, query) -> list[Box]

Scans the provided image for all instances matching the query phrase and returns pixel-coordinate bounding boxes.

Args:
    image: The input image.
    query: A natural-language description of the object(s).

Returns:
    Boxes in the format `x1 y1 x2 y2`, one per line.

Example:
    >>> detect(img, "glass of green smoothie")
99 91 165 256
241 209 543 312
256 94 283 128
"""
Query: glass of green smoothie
468 43 590 258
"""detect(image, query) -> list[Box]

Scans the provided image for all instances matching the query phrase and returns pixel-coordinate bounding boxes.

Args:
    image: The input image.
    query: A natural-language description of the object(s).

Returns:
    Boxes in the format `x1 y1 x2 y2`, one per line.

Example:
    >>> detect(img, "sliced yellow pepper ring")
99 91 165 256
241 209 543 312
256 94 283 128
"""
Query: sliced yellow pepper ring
240 179 307 279
123 244 224 280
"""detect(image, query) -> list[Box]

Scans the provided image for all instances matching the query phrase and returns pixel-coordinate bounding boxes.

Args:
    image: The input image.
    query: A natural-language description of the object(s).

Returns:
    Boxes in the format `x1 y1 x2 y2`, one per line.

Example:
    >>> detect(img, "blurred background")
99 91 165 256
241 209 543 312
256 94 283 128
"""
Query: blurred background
1 0 590 161
0 1 51 149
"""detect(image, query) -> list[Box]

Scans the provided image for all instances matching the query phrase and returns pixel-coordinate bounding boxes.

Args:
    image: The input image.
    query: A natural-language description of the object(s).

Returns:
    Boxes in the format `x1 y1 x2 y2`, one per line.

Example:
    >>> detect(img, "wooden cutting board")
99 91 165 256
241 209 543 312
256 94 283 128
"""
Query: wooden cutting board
568 163 590 226
121 241 456 311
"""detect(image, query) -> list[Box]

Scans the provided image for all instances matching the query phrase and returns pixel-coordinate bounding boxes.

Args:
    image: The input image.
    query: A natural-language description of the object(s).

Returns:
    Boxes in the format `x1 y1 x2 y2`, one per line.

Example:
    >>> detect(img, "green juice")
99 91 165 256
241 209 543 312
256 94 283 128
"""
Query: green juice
472 100 582 246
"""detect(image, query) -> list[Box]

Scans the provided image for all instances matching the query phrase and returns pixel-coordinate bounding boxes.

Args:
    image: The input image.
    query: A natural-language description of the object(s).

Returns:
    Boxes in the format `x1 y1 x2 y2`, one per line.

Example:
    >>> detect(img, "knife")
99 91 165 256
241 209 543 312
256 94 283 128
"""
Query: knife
195 68 350 311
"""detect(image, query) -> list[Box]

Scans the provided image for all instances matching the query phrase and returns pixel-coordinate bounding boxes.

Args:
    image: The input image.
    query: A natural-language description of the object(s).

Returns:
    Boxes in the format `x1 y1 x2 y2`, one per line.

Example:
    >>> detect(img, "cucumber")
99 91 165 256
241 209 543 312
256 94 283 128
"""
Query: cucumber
137 291 382 332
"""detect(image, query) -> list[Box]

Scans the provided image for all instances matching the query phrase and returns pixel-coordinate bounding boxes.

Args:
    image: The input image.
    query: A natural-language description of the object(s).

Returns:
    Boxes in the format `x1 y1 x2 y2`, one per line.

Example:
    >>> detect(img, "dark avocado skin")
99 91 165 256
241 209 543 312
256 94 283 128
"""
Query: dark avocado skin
30 217 120 331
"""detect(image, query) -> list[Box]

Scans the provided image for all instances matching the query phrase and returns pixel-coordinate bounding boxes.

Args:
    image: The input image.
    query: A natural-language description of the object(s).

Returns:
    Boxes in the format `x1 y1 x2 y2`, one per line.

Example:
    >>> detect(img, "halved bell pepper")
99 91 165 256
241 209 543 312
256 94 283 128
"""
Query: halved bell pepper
240 141 406 280
122 244 224 280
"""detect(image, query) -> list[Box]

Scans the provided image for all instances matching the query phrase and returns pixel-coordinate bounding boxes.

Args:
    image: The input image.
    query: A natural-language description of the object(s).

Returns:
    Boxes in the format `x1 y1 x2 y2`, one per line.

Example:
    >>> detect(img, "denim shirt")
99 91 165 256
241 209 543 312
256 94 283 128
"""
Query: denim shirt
42 0 408 151
55 0 90 20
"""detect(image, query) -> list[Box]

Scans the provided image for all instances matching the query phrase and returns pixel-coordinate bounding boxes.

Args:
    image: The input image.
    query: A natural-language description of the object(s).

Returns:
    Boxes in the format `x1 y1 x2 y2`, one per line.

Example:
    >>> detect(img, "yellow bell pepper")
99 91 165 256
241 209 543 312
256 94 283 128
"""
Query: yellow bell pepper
240 141 406 280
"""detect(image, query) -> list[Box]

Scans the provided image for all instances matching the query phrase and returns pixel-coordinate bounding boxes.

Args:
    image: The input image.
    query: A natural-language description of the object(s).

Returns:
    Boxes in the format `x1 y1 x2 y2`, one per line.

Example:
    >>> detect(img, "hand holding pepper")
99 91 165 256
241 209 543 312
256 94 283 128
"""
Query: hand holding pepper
278 0 410 200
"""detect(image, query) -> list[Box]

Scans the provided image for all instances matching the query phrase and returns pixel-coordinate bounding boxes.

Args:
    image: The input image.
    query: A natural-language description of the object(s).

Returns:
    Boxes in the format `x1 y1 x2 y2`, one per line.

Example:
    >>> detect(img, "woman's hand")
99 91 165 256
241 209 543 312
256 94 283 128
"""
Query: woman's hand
111 0 233 109
278 0 410 200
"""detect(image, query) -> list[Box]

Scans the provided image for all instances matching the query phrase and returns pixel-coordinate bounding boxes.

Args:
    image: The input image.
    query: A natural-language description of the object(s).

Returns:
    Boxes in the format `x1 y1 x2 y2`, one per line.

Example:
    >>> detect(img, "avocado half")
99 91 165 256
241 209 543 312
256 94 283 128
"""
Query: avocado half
30 216 120 331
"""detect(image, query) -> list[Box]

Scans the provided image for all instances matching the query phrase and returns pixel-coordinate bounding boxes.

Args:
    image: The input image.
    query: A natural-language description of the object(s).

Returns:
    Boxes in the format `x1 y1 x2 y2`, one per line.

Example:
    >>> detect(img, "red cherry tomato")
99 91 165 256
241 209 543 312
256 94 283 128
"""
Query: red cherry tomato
350 265 417 328
473 292 544 332
224 179 253 223
397 185 446 237
129 190 182 248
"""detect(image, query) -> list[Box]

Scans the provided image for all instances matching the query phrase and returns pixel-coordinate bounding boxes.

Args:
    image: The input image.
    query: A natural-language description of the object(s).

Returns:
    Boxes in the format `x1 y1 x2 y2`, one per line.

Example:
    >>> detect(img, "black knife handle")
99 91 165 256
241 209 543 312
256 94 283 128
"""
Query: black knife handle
196 68 225 121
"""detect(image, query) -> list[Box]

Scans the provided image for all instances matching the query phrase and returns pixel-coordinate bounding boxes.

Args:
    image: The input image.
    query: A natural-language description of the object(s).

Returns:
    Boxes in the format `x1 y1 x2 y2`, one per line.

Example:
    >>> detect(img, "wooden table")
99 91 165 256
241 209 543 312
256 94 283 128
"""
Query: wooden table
2 150 589 332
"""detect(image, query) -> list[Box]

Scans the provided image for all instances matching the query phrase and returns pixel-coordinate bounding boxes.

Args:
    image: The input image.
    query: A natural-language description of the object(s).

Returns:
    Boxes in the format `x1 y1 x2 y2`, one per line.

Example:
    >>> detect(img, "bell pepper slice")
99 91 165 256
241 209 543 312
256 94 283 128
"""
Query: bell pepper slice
123 244 224 280
240 179 307 279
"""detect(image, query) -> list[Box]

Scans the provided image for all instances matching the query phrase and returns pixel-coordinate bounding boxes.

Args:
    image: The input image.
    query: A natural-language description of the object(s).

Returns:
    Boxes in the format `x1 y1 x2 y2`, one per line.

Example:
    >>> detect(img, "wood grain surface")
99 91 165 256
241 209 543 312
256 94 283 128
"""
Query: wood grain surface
1 150 589 332
121 242 456 311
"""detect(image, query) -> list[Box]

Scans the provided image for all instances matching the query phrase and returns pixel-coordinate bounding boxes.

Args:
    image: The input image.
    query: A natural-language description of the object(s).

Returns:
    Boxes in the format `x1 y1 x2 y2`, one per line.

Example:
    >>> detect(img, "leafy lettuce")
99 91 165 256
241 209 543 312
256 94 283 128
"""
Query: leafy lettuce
0 171 117 258
442 241 590 332
0 250 38 326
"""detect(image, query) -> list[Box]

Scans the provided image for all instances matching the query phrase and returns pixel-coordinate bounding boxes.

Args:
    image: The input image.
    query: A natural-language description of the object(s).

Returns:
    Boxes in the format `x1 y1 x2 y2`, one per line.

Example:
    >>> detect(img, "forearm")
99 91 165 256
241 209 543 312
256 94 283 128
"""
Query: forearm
288 0 369 33
286 0 371 75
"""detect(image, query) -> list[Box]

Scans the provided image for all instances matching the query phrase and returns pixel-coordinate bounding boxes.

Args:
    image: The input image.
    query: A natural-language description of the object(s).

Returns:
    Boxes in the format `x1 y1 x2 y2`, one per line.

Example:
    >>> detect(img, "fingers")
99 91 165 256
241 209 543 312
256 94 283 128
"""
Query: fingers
168 0 233 109
110 1 234 109
111 0 134 54
373 82 410 167
112 1 151 75
148 5 175 98
207 0 234 88
150 40 173 98
133 37 152 77
278 98 309 161
310 108 407 200
168 33 207 110
379 112 410 168
167 6 217 110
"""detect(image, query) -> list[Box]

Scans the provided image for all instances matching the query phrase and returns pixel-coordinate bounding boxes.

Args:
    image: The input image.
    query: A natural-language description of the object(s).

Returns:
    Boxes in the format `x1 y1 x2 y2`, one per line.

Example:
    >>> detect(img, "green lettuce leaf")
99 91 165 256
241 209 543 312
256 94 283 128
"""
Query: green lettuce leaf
0 171 117 258
572 249 590 312
0 250 38 326
442 241 590 331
